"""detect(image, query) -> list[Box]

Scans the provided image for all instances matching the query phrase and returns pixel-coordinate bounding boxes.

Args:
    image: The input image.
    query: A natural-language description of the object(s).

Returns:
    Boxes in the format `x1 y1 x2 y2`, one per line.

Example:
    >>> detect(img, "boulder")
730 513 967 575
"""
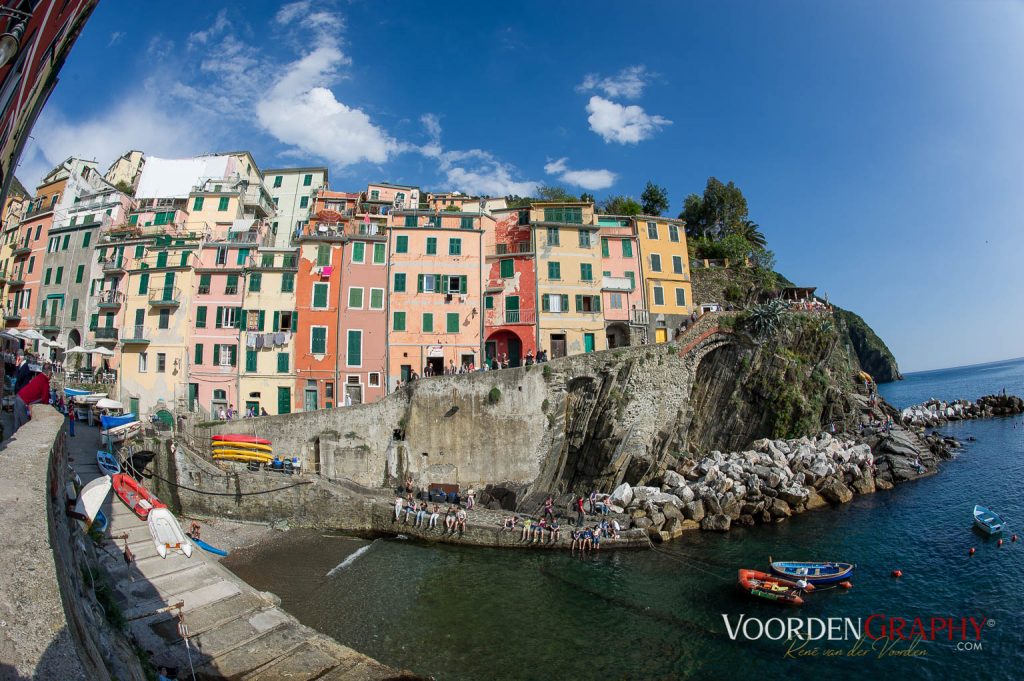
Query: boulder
671 486 695 503
632 516 653 530
630 508 647 519
851 475 876 495
819 479 854 504
804 489 829 510
631 486 662 504
777 486 809 506
702 494 723 515
647 492 685 508
610 483 633 508
684 500 706 522
767 498 792 518
663 470 686 488
648 511 666 529
664 517 684 539
679 519 701 531
661 503 684 522
701 514 731 531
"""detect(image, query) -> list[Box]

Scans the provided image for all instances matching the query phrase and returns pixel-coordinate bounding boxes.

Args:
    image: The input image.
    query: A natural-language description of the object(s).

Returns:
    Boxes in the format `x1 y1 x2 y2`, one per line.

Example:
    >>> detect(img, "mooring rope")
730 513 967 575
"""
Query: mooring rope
648 545 733 583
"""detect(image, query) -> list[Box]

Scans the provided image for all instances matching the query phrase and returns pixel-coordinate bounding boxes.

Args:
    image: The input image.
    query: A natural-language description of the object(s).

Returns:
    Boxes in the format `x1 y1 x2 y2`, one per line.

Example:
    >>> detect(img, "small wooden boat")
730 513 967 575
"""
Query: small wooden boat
96 450 121 476
101 420 142 444
770 561 854 585
101 413 137 430
111 473 166 520
93 510 109 533
73 475 112 528
192 538 229 557
738 569 813 605
974 505 1005 535
212 434 271 445
213 452 272 464
212 441 273 453
148 508 193 559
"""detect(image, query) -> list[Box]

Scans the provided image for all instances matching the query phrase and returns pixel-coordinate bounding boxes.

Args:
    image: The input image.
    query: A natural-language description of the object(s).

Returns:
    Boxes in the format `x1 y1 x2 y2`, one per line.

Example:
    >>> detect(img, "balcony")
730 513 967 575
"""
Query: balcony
101 257 126 274
120 325 150 344
3 309 20 322
490 241 533 257
241 186 276 217
96 290 124 308
39 319 60 332
247 254 298 270
91 327 119 343
148 286 181 307
602 275 635 292
0 269 6 284
22 202 54 220
630 308 650 326
485 308 536 326
7 274 24 287
12 244 30 257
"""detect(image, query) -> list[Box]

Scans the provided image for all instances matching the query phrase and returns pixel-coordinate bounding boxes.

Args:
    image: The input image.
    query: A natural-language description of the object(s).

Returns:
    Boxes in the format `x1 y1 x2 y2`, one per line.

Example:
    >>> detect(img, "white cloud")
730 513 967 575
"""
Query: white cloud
543 156 616 190
420 119 536 195
586 96 671 144
275 1 312 25
577 65 651 99
187 9 229 49
107 31 124 47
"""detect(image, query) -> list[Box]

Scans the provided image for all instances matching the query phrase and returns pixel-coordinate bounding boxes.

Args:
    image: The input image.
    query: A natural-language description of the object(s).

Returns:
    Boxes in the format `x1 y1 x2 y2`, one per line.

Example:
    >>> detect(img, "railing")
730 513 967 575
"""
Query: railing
2 309 22 321
121 325 149 342
148 287 181 304
91 327 119 341
602 275 634 291
8 272 25 285
247 254 298 269
630 308 650 326
242 186 276 216
485 308 536 326
95 290 123 305
494 241 532 255
22 202 55 219
12 243 31 255
100 256 126 271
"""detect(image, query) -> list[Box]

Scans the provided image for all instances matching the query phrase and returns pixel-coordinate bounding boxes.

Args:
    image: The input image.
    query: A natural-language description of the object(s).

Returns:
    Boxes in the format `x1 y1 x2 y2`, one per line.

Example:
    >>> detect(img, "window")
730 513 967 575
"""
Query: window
393 311 406 331
139 352 148 372
369 372 381 387
395 236 408 253
373 242 386 264
672 255 684 275
28 256 34 273
369 288 384 309
214 345 236 367
317 244 330 266
647 222 658 239
669 224 680 242
303 174 312 186
156 251 168 268
194 344 203 365
548 262 561 280
249 272 262 292
196 306 207 328
420 274 436 292
499 259 514 278
44 268 51 285
281 272 294 292
447 275 466 294
601 238 609 257
299 196 309 209
276 311 295 332
157 353 166 373
460 216 474 230
675 288 687 306
273 175 282 188
403 215 417 227
543 207 582 224
236 248 248 266
351 242 365 263
422 312 433 333
370 190 379 200
218 306 240 328
70 299 79 320
348 287 363 309
484 295 494 310
277 352 289 373
426 237 437 255
541 294 568 313
625 271 636 290
653 286 665 306
311 327 327 354
158 309 170 329
246 310 265 331
218 197 229 211
198 274 211 294
394 273 406 292
578 230 592 248
138 272 149 294
448 238 462 256
347 330 362 366
246 349 257 372
546 227 559 246
580 263 593 281
215 247 227 265
610 293 623 309
650 254 662 272
312 283 329 308
225 274 238 295
575 295 601 312
622 240 633 257
193 197 204 211
446 312 460 333
82 231 92 248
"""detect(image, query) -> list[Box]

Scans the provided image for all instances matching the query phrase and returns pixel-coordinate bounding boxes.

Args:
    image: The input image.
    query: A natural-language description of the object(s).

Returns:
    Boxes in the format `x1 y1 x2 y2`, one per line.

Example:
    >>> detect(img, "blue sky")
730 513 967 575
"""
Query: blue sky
17 0 1024 373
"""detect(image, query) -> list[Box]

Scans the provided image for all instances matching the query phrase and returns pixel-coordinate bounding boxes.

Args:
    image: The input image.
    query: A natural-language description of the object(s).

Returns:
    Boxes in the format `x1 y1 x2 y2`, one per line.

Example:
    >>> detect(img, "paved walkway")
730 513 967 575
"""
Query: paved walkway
68 425 402 680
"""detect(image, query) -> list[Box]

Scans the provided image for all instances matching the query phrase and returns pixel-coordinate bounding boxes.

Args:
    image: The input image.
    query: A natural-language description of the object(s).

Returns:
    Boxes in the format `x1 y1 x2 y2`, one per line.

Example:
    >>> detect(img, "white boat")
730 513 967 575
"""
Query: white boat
73 476 111 529
100 420 142 443
147 508 193 559
973 505 1005 535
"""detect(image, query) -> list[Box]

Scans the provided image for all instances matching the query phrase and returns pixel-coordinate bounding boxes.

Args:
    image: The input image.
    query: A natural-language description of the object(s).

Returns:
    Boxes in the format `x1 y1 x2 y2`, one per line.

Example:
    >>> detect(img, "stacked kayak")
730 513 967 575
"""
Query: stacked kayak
211 434 273 464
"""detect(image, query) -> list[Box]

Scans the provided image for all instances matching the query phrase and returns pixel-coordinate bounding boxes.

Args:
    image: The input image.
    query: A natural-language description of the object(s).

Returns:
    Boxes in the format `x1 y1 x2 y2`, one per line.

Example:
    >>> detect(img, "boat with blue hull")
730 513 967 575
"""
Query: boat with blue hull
769 560 854 585
973 505 1005 535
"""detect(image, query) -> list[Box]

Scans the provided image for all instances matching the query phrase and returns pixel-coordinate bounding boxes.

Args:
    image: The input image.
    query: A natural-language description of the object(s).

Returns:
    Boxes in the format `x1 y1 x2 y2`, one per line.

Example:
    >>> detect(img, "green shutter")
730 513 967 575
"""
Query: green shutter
281 272 294 292
348 287 363 308
485 295 494 310
235 306 243 328
373 242 386 264
422 312 433 332
82 231 91 247
195 344 203 365
312 327 326 354
249 272 262 292
75 265 84 283
70 299 78 321
313 283 328 308
196 306 207 328
139 272 149 294
370 288 383 309
156 251 167 268
258 310 265 330
277 352 289 373
601 238 609 257
215 306 223 327
393 311 406 331
426 237 436 255
213 344 221 365
273 311 280 331
229 345 237 366
180 251 190 267
277 387 291 414
317 244 330 266
347 330 362 366
193 197 204 211
446 312 459 333
352 242 365 261
500 259 513 278
622 240 632 257
541 294 549 312
561 294 569 311
416 274 423 292
593 295 601 312
236 248 249 266
44 268 51 285
575 295 583 312
246 349 257 372
218 196 229 211
460 276 467 294
396 235 408 253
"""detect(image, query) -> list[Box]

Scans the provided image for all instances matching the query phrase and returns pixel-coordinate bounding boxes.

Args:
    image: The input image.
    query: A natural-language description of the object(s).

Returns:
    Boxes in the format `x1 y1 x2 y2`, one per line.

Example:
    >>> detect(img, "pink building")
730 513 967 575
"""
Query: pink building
598 216 645 347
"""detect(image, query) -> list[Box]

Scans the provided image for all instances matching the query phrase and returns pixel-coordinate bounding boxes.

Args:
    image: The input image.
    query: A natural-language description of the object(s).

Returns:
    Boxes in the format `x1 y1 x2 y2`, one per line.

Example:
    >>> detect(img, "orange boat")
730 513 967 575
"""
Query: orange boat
737 569 813 605
112 473 167 520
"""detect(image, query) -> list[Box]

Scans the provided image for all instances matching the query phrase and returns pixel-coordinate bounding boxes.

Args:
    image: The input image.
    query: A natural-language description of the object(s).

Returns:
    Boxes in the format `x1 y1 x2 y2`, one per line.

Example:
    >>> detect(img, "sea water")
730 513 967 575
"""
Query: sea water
225 357 1024 680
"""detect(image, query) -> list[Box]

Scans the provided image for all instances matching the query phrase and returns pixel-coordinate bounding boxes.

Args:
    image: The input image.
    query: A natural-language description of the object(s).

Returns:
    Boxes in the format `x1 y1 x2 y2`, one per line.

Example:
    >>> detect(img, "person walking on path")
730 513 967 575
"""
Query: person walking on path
13 365 51 434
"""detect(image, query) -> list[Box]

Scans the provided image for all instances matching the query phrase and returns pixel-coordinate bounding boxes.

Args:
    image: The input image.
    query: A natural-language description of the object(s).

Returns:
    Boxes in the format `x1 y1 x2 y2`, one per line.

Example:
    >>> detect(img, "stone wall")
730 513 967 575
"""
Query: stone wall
0 406 144 680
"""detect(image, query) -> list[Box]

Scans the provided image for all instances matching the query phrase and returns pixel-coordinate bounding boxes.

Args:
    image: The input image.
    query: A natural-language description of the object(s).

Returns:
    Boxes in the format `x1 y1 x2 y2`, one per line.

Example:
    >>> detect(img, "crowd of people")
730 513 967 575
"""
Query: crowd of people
499 493 622 552
395 349 551 388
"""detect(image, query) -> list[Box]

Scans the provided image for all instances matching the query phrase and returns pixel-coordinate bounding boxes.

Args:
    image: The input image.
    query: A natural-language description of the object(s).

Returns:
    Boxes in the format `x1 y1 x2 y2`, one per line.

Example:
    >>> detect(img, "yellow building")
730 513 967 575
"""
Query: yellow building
635 215 693 343
531 202 605 357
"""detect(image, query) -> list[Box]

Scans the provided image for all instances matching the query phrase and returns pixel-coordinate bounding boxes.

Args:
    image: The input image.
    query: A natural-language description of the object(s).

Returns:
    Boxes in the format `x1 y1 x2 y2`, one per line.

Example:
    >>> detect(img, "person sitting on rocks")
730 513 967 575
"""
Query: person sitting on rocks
444 505 457 532
415 502 428 527
542 495 555 521
548 519 560 543
502 515 519 531
428 504 441 529
531 518 548 543
403 495 417 524
591 525 602 551
570 529 582 550
608 519 621 539
520 517 533 542
394 495 404 522
580 527 593 551
455 507 467 534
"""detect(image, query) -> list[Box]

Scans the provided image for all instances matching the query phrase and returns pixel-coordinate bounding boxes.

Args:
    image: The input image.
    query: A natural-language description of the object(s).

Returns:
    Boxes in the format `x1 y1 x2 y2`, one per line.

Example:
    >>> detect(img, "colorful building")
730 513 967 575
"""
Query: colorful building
531 202 605 358
263 166 327 247
597 215 645 347
293 235 343 411
483 207 536 366
0 177 29 309
635 215 693 343
386 207 485 383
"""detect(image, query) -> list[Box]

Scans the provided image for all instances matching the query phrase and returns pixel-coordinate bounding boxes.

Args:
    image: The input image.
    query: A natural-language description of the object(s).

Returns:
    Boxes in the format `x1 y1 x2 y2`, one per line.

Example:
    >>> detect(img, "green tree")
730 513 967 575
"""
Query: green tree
537 185 578 202
114 180 135 197
679 177 748 239
443 204 462 212
640 181 669 216
580 192 595 204
601 195 642 215
735 219 766 249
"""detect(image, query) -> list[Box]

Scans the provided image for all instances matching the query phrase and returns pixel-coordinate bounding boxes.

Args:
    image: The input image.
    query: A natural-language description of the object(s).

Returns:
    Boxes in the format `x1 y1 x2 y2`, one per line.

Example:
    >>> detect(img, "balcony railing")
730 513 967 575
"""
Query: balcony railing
96 290 124 306
247 254 298 270
493 241 533 256
485 308 536 326
602 275 634 292
22 202 55 219
121 325 149 343
39 318 60 331
148 287 181 306
242 187 276 216
101 257 126 272
3 309 21 321
7 273 25 286
12 244 31 257
91 326 119 341
630 308 650 326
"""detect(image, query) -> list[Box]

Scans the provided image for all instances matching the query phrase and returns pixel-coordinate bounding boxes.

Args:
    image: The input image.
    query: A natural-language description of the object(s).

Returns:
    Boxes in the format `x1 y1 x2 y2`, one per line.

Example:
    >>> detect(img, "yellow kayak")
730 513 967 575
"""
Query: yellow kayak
212 448 273 460
213 452 273 464
212 441 273 453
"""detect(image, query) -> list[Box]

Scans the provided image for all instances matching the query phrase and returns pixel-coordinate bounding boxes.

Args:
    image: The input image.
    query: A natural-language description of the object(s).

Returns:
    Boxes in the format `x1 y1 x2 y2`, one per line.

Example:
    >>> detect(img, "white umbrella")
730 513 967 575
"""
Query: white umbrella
63 347 88 355
96 398 123 410
91 347 115 356
21 329 46 341
47 339 67 349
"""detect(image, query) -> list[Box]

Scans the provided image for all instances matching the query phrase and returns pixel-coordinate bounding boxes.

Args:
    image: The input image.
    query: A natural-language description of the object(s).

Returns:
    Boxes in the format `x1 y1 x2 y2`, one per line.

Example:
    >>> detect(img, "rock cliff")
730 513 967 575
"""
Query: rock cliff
831 307 902 383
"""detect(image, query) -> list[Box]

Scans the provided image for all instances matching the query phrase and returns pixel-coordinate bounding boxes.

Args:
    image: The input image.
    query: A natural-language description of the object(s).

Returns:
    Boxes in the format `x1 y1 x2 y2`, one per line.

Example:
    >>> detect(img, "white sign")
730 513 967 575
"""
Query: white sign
427 345 444 358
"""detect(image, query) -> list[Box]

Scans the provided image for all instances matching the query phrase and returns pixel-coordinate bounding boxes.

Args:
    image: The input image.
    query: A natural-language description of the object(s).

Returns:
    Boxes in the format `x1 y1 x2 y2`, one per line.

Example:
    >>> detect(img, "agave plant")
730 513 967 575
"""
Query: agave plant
746 299 787 336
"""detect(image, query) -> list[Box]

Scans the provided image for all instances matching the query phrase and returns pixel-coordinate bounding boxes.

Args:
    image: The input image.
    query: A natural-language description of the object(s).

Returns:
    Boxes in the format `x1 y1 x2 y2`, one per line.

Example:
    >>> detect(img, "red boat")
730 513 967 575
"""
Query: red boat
111 473 166 520
737 569 813 606
211 434 271 445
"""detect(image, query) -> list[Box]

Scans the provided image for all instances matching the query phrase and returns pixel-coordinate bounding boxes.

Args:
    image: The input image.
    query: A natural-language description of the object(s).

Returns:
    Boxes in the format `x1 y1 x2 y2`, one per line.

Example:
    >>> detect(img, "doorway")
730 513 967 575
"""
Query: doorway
584 333 595 353
655 327 668 343
427 357 444 376
304 383 319 411
345 378 363 405
551 334 567 359
507 337 522 367
401 364 412 382
484 341 496 364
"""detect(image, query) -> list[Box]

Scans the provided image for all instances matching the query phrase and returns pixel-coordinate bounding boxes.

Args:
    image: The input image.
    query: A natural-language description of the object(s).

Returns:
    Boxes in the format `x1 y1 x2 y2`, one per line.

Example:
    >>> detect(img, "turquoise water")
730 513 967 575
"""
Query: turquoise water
227 357 1024 680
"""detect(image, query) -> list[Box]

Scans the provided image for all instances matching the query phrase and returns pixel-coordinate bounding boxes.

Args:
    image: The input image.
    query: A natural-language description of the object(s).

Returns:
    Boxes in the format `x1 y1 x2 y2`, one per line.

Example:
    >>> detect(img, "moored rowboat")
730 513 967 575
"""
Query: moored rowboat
769 561 854 585
111 473 166 520
147 507 193 559
973 505 1005 535
96 450 121 476
738 569 813 606
74 475 112 528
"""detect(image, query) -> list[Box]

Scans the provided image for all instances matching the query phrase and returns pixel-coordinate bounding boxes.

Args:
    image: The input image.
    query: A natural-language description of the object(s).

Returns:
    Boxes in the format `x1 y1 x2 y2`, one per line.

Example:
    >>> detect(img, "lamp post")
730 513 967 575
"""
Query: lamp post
0 21 25 67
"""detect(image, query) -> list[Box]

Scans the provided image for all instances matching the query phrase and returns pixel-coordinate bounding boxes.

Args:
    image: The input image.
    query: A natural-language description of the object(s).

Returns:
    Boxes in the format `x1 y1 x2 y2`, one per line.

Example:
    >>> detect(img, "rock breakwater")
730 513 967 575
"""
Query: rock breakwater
899 394 1024 428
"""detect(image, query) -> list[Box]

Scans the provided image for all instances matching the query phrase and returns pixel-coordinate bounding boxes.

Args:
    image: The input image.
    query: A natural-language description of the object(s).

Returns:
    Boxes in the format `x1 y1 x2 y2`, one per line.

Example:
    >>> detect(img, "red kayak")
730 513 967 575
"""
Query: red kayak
211 434 271 445
112 473 166 520
738 569 813 606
